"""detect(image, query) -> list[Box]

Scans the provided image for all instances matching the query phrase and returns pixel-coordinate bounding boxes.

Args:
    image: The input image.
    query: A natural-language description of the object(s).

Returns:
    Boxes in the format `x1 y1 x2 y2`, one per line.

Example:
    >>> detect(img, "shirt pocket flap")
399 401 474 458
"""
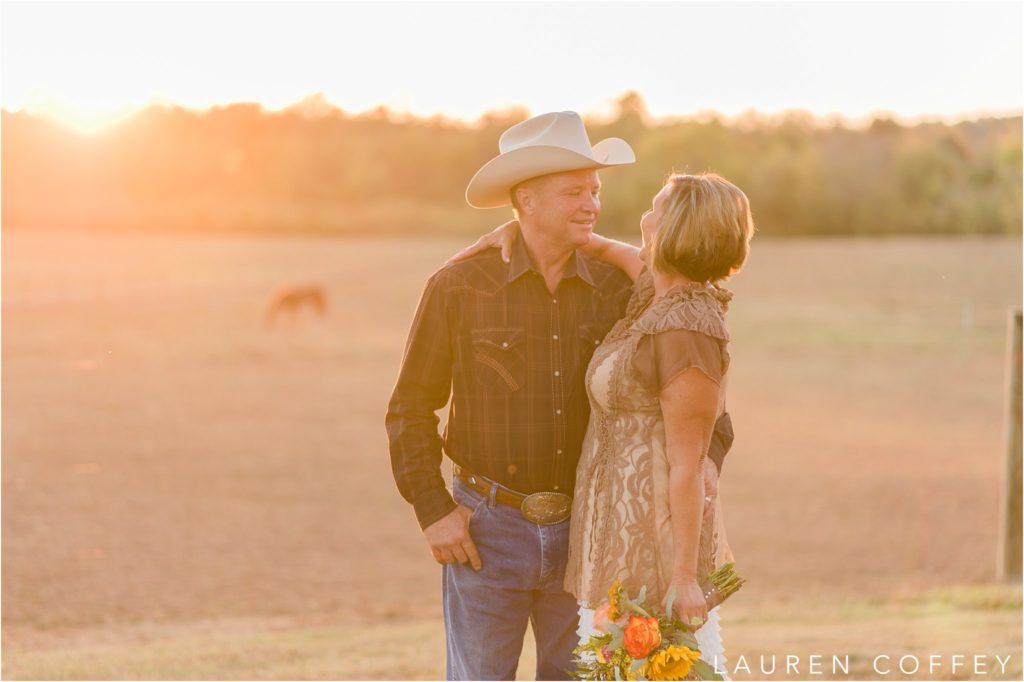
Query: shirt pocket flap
471 327 524 351
579 323 606 348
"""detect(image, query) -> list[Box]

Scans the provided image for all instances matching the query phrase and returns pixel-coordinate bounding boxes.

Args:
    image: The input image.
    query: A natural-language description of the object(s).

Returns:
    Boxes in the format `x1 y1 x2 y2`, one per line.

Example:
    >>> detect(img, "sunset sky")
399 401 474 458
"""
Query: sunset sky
2 1 1021 132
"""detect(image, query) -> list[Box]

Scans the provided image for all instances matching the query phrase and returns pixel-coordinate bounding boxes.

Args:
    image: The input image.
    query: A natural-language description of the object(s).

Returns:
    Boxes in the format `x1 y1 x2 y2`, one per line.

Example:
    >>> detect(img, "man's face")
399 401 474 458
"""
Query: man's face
526 168 601 248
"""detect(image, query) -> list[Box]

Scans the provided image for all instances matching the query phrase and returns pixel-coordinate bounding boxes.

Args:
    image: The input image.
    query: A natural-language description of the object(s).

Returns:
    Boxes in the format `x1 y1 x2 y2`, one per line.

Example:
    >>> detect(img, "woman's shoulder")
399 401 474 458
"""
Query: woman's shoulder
632 275 732 342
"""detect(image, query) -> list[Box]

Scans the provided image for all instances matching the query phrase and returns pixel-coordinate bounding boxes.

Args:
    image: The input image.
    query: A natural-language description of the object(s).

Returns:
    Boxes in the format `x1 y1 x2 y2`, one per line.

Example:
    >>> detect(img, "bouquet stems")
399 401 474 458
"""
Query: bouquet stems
699 562 745 610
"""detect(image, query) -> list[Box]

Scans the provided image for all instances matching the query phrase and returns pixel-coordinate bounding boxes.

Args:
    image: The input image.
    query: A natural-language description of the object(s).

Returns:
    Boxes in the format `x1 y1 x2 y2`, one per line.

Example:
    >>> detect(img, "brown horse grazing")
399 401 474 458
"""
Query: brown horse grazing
265 284 327 328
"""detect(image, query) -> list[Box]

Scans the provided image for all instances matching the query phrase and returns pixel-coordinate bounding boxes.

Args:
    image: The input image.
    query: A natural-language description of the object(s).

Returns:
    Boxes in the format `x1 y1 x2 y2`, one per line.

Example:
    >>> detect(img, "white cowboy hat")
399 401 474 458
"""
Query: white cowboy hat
465 111 636 209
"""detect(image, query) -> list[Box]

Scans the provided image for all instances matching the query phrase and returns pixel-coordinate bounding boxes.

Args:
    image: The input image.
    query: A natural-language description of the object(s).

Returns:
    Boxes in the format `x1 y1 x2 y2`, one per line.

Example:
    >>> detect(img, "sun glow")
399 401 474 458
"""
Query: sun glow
2 2 1020 134
16 93 144 134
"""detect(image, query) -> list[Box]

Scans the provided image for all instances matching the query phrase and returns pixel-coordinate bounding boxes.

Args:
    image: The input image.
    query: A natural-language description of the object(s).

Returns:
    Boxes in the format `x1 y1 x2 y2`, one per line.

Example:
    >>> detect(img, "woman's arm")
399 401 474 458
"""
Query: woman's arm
659 366 720 628
445 221 644 282
579 233 644 282
444 220 517 266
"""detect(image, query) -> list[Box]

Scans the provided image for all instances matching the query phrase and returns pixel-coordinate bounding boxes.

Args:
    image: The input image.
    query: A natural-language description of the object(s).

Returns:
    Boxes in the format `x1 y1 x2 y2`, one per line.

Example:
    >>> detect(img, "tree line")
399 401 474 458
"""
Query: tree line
2 94 1020 238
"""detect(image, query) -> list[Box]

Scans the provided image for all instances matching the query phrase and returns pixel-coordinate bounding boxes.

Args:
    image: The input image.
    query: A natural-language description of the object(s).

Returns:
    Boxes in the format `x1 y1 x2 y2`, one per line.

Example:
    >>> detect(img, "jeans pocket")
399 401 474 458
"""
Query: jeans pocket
453 477 490 519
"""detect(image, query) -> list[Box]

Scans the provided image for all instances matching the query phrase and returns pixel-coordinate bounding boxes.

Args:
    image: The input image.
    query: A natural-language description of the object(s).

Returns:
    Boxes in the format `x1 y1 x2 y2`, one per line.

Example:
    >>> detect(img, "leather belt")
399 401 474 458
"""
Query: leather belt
455 466 572 525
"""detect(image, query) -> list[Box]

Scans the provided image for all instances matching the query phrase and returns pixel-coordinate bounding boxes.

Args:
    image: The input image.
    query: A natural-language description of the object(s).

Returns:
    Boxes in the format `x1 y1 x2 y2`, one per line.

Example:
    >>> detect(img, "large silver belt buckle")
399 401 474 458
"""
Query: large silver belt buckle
521 492 572 525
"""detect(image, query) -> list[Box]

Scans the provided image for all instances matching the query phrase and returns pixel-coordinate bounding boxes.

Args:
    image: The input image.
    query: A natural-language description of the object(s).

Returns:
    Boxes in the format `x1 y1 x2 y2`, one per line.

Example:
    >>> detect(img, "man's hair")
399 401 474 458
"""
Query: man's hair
651 173 756 282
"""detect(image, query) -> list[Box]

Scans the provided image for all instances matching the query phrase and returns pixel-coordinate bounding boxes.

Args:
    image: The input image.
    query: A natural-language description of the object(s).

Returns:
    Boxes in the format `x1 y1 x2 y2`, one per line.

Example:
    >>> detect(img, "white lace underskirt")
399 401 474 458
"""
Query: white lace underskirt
576 604 730 681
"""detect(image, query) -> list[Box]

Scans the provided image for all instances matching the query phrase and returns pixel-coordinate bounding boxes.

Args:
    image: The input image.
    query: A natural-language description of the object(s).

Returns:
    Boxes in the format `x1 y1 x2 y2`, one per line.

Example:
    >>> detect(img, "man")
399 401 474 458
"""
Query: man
386 111 734 680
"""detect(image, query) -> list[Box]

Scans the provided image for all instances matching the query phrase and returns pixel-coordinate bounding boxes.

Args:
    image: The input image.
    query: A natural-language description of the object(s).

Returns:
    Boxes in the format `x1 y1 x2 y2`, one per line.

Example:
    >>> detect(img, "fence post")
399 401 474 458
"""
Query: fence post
998 308 1022 581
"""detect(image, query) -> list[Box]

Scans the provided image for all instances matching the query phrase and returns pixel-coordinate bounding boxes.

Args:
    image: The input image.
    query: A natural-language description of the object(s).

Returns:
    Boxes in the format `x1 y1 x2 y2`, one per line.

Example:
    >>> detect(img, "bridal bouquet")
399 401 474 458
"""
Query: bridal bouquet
572 563 745 681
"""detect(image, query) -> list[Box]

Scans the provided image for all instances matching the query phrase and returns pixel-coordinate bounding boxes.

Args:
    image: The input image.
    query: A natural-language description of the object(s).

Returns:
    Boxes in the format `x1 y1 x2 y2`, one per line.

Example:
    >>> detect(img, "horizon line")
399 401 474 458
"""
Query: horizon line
3 94 1021 136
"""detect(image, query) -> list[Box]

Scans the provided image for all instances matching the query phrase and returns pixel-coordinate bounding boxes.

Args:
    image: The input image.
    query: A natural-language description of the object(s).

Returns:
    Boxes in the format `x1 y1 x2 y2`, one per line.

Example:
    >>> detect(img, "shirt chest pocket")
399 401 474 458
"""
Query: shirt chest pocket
579 323 605 364
471 327 526 393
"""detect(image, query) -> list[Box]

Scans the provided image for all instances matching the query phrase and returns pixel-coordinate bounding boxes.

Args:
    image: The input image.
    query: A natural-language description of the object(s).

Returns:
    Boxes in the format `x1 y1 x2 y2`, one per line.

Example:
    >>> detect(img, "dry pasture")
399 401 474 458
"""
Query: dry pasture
1 229 1021 678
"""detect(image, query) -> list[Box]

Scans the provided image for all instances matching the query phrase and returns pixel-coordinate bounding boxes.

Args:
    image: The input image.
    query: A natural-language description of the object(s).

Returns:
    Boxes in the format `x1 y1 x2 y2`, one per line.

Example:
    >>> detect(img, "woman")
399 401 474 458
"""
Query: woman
457 172 754 676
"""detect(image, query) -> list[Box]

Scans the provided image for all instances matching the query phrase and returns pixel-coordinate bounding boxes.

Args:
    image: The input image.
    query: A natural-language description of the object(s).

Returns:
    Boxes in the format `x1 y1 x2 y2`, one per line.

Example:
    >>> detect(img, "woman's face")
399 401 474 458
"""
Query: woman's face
639 184 673 263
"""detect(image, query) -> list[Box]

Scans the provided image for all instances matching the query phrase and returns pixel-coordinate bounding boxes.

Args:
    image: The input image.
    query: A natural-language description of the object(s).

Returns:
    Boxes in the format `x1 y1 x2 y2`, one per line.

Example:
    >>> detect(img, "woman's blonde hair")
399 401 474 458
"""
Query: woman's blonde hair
651 172 756 282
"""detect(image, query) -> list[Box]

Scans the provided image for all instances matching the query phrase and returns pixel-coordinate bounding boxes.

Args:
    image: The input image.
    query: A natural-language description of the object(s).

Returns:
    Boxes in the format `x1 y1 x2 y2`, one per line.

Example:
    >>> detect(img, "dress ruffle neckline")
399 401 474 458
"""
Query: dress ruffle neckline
658 280 734 308
629 270 732 340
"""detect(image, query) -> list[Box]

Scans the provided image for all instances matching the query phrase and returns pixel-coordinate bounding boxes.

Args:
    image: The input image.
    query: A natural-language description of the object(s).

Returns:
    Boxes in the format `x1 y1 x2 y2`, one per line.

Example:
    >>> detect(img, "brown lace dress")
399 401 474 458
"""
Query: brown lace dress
564 267 736 609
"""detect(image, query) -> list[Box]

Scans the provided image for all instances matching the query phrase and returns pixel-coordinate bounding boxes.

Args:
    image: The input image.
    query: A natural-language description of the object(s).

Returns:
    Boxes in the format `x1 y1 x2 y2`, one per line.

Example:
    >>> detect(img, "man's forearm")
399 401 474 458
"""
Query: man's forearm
386 398 458 529
386 271 457 529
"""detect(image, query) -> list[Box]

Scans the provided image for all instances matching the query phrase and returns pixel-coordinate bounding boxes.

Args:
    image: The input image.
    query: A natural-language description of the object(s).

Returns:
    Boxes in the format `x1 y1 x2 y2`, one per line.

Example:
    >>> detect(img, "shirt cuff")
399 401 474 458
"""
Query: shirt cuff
413 486 459 530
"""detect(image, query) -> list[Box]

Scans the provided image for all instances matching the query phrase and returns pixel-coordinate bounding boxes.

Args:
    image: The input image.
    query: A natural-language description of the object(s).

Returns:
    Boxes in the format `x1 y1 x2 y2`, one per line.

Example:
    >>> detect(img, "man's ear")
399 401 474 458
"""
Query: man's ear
520 186 544 215
515 186 535 216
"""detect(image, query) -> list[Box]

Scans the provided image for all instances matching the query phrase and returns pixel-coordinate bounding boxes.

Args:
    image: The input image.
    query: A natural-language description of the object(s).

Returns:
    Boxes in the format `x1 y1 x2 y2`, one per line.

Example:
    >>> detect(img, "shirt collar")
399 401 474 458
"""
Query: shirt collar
507 235 533 283
506 236 597 288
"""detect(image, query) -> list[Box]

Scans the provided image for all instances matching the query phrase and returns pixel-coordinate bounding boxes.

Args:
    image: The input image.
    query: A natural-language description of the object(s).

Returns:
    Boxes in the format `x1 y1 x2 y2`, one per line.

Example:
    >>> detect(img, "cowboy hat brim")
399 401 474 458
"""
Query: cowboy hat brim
465 138 635 209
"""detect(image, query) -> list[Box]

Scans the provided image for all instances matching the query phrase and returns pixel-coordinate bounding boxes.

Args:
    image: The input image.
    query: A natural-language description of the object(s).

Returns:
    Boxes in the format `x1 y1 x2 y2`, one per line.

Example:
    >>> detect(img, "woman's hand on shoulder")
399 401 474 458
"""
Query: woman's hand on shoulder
445 220 519 266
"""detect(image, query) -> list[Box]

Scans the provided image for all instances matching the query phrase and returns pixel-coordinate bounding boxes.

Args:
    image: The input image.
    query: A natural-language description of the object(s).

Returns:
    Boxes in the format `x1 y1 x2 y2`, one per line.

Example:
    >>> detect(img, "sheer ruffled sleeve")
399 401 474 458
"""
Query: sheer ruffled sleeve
630 280 732 394
633 328 729 393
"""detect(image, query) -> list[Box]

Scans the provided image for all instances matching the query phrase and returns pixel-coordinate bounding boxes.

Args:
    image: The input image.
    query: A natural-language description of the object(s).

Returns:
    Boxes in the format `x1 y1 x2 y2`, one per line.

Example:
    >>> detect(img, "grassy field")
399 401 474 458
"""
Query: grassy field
2 585 1020 680
2 229 1021 679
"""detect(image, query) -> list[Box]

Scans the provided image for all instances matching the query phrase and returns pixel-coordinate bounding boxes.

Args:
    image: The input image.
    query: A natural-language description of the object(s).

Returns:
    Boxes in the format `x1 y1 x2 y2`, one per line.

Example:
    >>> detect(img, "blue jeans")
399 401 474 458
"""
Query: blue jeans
443 477 580 680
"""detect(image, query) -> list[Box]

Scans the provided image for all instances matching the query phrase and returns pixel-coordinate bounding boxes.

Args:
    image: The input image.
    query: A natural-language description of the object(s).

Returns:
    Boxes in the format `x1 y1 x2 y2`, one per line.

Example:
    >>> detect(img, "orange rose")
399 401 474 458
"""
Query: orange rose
623 614 661 659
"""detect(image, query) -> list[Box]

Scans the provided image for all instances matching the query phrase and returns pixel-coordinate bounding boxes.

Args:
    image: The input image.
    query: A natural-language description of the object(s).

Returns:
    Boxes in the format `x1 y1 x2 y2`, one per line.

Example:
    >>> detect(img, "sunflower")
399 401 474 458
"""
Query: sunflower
607 580 622 621
644 645 701 681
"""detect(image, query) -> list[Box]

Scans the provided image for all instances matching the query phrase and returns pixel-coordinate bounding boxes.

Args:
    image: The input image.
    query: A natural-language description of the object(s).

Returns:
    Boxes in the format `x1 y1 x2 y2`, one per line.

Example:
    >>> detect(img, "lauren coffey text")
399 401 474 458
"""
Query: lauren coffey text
712 653 1013 677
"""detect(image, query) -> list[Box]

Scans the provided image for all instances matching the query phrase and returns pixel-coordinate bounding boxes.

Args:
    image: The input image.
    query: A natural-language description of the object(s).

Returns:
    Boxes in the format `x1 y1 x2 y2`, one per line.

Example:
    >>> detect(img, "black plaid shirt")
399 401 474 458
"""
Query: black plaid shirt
386 237 734 530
